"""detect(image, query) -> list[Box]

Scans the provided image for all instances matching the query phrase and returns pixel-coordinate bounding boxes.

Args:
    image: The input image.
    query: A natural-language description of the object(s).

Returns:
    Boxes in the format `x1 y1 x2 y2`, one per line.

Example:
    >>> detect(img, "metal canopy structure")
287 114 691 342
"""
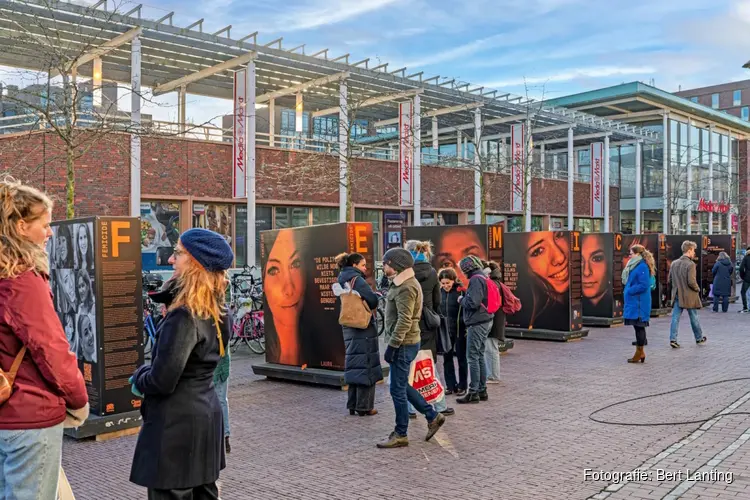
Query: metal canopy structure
0 0 660 147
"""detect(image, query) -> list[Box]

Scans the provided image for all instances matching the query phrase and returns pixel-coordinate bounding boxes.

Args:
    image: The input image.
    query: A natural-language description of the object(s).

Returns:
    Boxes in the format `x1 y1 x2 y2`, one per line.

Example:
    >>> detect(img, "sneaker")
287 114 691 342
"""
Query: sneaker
425 413 446 442
696 337 707 345
455 389 467 397
740 309 749 314
376 432 409 449
456 392 480 404
445 389 454 395
487 379 501 385
440 407 455 416
670 341 680 349
478 390 489 402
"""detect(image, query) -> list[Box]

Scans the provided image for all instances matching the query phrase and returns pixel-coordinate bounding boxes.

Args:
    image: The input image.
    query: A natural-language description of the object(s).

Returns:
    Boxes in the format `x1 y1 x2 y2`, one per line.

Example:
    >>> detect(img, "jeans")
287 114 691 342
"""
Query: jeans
215 378 230 437
670 298 704 342
388 342 438 437
0 423 63 500
485 337 501 381
467 321 492 393
443 334 468 392
347 384 376 412
713 294 729 313
742 282 750 310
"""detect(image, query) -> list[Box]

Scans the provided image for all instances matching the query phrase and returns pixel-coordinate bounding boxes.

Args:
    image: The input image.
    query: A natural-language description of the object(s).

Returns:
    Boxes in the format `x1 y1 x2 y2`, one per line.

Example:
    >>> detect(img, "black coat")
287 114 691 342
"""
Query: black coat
440 282 466 340
130 306 230 490
712 258 734 297
488 268 505 341
413 261 441 355
740 254 750 284
337 267 383 386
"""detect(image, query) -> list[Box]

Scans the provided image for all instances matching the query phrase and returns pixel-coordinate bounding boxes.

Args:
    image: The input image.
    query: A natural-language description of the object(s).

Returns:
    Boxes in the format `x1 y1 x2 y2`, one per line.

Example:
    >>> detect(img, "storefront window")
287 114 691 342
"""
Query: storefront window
275 207 310 229
620 144 636 198
193 203 233 248
355 209 381 259
235 205 272 268
507 216 543 232
550 217 567 230
141 201 181 271
312 207 340 225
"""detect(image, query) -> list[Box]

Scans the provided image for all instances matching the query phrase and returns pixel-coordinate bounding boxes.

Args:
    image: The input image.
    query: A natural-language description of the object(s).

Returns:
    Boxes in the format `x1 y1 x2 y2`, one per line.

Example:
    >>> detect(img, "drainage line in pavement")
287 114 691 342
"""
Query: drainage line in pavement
589 378 750 426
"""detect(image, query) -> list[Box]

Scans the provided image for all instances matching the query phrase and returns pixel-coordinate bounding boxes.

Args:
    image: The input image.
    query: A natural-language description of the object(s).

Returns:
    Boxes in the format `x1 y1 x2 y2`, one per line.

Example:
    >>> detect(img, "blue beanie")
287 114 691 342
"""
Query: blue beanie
179 228 234 272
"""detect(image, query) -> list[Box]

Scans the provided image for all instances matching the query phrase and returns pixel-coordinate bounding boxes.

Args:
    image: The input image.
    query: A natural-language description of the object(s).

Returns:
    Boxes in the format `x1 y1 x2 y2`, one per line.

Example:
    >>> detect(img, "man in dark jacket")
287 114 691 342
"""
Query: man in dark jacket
739 248 750 313
457 255 494 404
711 252 734 313
668 240 706 348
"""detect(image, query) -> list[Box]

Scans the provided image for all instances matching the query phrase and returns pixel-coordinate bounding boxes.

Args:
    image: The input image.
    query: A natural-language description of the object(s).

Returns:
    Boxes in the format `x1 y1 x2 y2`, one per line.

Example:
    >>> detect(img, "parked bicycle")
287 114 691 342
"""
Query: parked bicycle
375 287 388 337
228 266 266 354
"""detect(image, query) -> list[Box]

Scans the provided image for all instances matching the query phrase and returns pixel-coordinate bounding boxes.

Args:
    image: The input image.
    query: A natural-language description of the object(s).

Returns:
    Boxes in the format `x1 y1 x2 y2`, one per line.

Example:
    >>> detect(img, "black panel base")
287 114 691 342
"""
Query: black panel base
583 316 624 328
650 307 672 318
505 328 589 342
498 340 514 353
252 363 389 389
703 297 738 307
64 410 142 440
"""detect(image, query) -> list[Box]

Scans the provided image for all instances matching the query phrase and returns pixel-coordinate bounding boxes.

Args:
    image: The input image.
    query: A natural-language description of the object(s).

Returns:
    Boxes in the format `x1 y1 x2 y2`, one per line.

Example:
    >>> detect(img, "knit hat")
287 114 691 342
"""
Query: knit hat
459 255 483 275
382 248 414 273
179 228 234 272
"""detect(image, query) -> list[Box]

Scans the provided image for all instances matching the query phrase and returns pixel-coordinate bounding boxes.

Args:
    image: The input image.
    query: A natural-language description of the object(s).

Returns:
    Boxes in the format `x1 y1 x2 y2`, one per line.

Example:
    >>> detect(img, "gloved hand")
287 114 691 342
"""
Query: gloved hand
384 345 398 364
129 376 144 398
63 403 90 429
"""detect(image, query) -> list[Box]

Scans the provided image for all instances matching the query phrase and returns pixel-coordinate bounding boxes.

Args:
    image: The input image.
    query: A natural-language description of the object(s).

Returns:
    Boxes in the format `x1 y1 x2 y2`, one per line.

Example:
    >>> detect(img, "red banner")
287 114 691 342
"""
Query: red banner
510 123 525 212
232 70 247 199
590 142 604 218
399 101 413 206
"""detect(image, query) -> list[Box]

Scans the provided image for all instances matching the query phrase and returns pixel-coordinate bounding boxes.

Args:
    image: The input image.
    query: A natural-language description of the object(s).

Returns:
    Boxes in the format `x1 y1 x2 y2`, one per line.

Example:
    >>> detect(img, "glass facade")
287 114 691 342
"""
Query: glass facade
734 90 742 106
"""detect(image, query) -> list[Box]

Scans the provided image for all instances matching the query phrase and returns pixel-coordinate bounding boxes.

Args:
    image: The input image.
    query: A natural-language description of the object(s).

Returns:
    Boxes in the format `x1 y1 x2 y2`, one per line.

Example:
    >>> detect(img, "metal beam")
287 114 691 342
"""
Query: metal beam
49 26 142 77
570 98 634 111
155 11 174 26
373 102 485 127
605 109 665 120
213 25 231 37
434 113 528 135
255 71 349 103
311 48 328 59
536 131 608 146
312 88 423 118
153 51 257 95
124 4 141 18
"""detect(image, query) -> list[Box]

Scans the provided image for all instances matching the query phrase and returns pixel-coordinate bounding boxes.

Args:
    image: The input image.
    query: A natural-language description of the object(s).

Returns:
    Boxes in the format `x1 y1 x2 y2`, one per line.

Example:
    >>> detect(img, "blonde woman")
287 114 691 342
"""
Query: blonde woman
130 228 233 500
0 178 88 500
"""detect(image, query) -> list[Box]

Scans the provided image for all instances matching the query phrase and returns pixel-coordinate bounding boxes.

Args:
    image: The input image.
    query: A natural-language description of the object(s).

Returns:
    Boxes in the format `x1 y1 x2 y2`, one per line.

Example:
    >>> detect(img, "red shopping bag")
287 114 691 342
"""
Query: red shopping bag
408 350 445 405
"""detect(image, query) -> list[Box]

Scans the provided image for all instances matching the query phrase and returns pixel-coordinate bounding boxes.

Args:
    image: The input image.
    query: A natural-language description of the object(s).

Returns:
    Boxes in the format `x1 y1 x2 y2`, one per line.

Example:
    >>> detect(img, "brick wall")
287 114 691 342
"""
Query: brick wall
0 131 621 223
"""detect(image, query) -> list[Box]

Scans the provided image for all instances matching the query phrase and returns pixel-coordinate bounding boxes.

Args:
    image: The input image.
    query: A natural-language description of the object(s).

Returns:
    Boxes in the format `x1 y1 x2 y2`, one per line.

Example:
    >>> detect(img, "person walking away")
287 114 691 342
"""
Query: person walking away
130 228 232 499
622 245 654 363
405 240 454 416
457 255 494 404
712 252 734 313
336 252 383 417
485 261 505 383
0 178 89 500
668 240 706 348
739 247 750 313
438 268 468 396
378 248 445 449
213 345 231 453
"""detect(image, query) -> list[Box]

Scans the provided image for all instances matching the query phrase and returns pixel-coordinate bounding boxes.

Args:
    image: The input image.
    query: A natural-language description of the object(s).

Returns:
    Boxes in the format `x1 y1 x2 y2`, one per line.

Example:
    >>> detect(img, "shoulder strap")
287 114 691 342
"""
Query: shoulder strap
7 347 27 384
348 277 358 292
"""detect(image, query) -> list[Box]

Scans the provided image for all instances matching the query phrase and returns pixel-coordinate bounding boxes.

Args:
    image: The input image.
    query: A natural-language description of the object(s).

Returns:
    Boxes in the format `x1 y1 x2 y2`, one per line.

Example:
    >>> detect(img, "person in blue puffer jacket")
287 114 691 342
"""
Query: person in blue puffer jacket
622 244 655 364
336 252 383 416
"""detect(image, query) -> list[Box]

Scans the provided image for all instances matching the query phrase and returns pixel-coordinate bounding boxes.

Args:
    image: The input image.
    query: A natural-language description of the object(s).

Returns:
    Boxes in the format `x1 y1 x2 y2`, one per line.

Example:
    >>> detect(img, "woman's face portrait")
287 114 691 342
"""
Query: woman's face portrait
526 231 570 295
265 230 305 329
440 278 454 292
63 315 75 343
435 228 487 284
77 225 89 258
168 243 190 277
77 272 90 300
56 232 69 263
582 235 608 300
354 259 367 274
61 270 76 305
79 316 96 361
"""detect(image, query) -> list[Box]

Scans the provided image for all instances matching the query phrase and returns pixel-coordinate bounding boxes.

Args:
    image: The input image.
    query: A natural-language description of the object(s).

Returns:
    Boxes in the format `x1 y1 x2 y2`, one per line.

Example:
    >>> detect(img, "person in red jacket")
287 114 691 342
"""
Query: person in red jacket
0 178 89 500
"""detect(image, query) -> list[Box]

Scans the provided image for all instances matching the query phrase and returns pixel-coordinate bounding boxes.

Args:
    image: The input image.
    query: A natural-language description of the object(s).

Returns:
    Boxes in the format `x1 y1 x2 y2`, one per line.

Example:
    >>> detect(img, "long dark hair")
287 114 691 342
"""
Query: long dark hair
55 224 74 269
335 252 365 269
75 223 93 269
76 270 94 312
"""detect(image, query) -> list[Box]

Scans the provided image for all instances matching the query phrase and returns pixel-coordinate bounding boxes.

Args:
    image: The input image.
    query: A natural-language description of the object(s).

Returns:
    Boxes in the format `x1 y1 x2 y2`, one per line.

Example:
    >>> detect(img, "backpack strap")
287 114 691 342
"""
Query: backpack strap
7 347 27 384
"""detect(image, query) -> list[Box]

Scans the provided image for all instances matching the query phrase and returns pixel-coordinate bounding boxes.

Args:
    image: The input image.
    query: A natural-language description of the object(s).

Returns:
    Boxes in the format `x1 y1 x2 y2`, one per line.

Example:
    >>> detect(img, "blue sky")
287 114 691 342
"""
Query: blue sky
144 0 750 124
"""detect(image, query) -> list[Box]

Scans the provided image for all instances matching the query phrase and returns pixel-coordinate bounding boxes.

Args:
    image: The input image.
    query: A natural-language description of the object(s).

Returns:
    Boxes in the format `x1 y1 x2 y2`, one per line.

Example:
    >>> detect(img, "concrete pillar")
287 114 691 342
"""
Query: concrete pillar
338 81 348 223
687 119 693 234
525 120 532 232
604 134 611 232
662 112 669 234
635 140 642 234
246 62 257 265
269 99 275 147
129 35 141 218
474 108 482 224
432 116 438 150
92 57 102 109
709 125 715 234
567 128 574 230
413 93 422 225
728 131 733 235
178 86 186 134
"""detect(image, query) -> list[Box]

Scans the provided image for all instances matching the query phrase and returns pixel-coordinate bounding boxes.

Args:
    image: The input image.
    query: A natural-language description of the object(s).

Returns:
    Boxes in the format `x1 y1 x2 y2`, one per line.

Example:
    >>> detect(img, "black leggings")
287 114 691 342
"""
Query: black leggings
634 326 647 347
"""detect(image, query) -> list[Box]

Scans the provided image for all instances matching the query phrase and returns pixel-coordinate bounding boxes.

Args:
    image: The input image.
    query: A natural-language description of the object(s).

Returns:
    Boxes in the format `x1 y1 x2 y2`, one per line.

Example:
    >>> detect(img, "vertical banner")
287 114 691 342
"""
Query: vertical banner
510 123 525 212
384 211 405 251
232 69 247 199
590 142 604 218
399 101 414 206
295 92 304 133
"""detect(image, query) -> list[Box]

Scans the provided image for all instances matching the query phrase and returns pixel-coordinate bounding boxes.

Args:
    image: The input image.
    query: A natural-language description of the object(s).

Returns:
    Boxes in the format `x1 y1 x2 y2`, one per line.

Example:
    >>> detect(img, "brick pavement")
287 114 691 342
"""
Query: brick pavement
64 304 750 500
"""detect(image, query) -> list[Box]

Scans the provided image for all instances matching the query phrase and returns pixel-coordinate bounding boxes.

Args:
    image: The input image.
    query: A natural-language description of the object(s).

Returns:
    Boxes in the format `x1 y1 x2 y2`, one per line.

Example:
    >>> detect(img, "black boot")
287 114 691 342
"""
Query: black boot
478 390 488 402
456 392 480 404
225 436 231 454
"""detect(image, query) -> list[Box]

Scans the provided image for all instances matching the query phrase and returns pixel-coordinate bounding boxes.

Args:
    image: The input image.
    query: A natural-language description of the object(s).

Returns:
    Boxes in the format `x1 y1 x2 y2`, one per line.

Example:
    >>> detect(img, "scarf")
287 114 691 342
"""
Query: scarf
410 250 428 263
621 255 643 284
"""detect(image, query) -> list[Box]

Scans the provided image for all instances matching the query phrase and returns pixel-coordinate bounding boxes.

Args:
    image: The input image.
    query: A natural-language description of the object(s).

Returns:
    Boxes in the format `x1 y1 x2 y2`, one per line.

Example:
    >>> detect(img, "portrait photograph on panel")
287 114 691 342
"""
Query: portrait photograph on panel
74 222 94 270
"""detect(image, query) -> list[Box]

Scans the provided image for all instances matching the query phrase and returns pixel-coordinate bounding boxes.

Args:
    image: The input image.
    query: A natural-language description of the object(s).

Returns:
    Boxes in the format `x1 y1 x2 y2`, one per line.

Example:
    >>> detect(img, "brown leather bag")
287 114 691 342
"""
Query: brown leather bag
0 347 27 404
338 278 373 330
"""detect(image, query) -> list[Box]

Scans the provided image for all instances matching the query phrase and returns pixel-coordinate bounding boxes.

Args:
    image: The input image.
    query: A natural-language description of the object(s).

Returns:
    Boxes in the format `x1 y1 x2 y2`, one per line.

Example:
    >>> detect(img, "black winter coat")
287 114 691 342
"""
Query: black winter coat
337 267 383 386
462 269 494 326
413 261 441 355
740 254 750 284
440 282 466 340
130 305 230 490
488 268 506 341
712 258 734 297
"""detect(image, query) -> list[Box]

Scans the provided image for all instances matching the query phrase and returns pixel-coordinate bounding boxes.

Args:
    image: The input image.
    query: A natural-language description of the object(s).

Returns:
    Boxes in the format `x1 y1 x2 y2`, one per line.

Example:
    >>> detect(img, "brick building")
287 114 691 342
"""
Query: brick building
675 80 750 122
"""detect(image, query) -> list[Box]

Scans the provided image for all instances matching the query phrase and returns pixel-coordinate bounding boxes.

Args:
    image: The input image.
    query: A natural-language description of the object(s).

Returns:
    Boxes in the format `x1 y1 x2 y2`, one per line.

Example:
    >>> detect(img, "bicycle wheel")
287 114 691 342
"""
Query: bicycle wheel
243 317 265 355
376 307 385 337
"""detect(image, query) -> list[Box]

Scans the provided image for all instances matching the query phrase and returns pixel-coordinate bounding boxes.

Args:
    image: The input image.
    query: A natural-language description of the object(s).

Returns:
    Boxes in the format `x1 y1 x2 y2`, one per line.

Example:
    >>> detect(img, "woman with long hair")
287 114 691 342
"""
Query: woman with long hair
54 224 74 268
77 314 97 364
336 252 382 416
75 223 93 270
438 268 468 396
76 270 95 315
0 177 88 500
130 228 233 499
623 244 655 363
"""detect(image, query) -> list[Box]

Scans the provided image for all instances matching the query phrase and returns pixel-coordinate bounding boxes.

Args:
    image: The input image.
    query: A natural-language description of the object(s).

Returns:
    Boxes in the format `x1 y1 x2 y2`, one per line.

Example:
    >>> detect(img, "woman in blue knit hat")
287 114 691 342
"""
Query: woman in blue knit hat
130 228 233 500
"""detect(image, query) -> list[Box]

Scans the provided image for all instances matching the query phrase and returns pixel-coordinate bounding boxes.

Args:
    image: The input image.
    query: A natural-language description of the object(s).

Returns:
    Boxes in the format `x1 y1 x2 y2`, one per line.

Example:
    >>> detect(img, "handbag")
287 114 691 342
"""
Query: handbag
0 347 26 405
437 316 453 355
338 278 372 329
420 306 441 331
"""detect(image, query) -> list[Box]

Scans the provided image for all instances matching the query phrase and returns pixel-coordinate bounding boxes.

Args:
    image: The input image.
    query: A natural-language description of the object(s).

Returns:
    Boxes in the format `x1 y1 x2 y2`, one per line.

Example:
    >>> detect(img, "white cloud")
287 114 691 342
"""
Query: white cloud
270 0 401 31
481 66 656 88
